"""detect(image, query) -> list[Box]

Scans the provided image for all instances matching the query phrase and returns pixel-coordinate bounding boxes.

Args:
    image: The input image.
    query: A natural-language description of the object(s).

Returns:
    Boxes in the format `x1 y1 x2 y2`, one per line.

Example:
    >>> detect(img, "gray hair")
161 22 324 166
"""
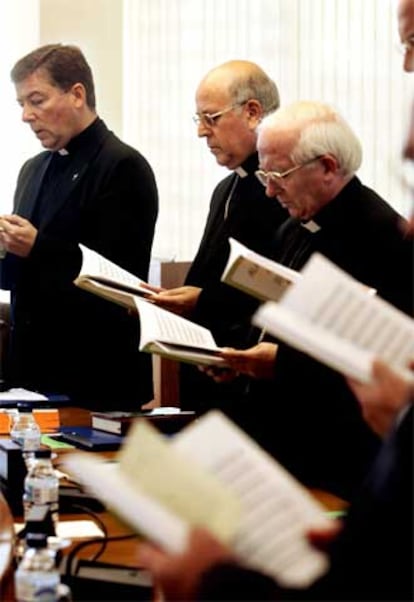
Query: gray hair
229 69 280 116
259 100 362 175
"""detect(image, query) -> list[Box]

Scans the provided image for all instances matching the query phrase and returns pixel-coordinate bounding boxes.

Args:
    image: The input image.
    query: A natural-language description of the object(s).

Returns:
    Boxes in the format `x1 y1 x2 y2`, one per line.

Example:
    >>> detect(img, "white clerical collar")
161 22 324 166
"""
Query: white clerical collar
235 166 248 178
301 219 321 233
58 148 69 156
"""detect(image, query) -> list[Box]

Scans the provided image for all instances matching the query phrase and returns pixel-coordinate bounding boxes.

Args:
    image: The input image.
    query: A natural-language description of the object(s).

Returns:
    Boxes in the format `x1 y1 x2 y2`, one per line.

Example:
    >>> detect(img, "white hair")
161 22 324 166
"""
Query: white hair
258 100 362 175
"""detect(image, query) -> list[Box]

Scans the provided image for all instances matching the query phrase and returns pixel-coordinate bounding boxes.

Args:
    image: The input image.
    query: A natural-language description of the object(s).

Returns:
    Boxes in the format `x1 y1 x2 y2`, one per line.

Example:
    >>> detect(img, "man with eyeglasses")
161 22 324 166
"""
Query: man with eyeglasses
0 44 158 409
209 100 412 500
148 60 288 415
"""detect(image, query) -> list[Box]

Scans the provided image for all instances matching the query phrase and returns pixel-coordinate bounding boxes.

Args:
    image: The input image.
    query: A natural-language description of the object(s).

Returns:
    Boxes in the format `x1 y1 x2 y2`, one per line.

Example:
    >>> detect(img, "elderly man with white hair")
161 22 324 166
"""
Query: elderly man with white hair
210 100 413 499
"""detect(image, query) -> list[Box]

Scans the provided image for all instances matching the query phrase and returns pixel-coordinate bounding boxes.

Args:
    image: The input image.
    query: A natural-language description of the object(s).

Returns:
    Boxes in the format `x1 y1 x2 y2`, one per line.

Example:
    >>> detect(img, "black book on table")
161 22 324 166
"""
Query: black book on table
91 410 196 436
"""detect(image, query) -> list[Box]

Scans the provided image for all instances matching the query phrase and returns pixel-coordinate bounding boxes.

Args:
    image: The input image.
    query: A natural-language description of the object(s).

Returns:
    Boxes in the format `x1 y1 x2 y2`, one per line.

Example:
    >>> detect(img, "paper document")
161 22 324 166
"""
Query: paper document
221 238 301 302
135 297 226 366
253 253 414 383
63 411 330 588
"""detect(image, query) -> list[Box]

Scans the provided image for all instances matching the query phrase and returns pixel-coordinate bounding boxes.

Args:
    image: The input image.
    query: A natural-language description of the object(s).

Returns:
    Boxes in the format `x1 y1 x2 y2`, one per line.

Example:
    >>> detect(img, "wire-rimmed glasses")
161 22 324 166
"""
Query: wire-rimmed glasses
193 101 247 127
255 156 323 186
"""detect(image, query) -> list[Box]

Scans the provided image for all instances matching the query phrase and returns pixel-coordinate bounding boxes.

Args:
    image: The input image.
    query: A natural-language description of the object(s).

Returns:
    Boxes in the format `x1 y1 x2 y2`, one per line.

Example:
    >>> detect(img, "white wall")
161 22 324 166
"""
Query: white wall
1 0 412 261
0 0 40 213
123 0 414 261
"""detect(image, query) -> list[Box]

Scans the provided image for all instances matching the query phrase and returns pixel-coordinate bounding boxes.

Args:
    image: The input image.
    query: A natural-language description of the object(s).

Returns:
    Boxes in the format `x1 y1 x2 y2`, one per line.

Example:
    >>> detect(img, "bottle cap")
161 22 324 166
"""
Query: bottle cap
16 403 32 413
34 449 52 459
25 532 48 548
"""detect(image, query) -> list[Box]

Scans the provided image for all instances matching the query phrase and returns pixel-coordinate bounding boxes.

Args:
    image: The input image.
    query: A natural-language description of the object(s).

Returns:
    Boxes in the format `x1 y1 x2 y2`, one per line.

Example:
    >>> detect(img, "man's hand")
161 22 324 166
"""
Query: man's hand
0 215 38 257
218 342 278 380
149 285 202 317
138 527 234 601
346 359 414 437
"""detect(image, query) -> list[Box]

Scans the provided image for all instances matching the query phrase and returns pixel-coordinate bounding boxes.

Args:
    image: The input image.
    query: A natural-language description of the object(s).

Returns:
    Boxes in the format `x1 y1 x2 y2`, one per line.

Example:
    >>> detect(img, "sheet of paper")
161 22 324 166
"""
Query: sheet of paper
173 411 330 588
254 253 414 383
0 388 48 401
118 420 241 542
78 244 149 294
135 297 220 351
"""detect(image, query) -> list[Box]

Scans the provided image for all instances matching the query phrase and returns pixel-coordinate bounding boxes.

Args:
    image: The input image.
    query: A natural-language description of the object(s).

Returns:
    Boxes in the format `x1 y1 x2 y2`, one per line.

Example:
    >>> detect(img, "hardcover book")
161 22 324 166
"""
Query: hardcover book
221 237 301 302
91 409 196 436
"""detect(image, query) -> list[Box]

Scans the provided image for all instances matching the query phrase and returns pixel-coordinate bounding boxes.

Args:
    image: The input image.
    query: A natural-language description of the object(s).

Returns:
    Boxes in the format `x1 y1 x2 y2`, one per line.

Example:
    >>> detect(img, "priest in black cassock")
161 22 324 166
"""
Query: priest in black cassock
0 44 158 410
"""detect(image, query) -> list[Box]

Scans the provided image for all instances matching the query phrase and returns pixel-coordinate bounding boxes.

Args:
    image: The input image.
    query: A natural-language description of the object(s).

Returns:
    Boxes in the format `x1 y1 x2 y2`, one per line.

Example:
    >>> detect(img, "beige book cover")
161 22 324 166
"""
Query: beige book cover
221 237 301 302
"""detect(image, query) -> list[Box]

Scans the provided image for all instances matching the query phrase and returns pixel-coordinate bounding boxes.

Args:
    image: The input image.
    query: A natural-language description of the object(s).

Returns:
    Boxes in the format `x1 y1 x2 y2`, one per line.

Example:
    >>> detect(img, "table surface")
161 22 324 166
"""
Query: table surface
0 406 349 601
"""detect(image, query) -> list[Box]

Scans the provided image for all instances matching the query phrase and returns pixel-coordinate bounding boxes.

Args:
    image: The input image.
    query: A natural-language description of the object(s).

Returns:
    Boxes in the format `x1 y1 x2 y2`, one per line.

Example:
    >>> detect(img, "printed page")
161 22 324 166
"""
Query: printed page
173 411 330 588
62 453 190 554
221 238 301 302
254 253 414 382
135 297 221 353
76 244 150 295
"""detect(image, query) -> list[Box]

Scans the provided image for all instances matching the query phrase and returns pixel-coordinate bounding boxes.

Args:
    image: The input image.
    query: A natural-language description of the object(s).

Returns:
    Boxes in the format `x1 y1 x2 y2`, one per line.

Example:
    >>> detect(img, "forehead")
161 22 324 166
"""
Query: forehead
258 126 297 158
195 73 232 110
15 69 57 99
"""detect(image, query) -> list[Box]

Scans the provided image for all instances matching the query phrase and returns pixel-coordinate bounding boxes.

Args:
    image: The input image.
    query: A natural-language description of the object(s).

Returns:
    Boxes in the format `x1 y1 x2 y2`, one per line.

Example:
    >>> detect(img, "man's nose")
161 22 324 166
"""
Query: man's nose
197 121 210 138
21 104 35 123
265 179 282 198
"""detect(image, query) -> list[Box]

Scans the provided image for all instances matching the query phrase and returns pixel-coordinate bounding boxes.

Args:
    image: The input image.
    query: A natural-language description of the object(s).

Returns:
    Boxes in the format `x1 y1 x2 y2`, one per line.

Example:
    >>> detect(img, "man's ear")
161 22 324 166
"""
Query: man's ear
245 99 263 127
319 154 340 174
70 82 87 108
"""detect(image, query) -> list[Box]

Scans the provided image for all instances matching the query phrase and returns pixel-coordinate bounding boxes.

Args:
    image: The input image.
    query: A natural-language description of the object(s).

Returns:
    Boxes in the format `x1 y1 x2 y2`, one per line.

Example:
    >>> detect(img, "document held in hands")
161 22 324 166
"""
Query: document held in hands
221 237 301 302
253 253 414 383
134 297 225 366
62 410 330 588
74 245 152 310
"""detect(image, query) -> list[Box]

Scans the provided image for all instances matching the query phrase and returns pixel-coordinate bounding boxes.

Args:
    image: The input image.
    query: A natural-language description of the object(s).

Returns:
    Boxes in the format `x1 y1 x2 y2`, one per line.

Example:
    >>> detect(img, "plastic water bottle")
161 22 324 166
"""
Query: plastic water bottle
14 532 60 602
23 449 59 537
10 405 41 468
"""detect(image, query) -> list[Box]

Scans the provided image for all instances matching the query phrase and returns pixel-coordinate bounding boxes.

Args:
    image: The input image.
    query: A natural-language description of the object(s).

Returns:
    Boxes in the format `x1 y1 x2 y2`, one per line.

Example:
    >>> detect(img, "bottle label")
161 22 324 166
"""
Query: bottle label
15 571 59 602
25 482 58 505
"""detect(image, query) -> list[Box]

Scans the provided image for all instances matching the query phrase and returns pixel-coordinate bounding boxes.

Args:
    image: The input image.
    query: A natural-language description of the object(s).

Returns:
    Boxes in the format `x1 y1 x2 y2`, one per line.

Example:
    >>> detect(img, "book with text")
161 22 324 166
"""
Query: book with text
253 253 414 383
62 410 331 588
74 245 152 311
134 297 226 367
221 237 301 302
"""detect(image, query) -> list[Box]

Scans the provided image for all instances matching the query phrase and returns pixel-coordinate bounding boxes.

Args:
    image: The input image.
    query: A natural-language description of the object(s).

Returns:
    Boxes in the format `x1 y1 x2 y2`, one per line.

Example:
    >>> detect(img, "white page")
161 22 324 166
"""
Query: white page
77 244 150 295
253 253 414 382
62 454 190 554
173 411 330 588
221 238 301 302
134 297 220 352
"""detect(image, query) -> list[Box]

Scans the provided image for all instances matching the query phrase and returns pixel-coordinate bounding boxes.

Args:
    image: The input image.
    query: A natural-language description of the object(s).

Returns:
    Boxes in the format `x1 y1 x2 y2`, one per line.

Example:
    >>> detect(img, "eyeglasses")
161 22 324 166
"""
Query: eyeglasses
399 34 414 55
192 102 246 128
255 156 323 187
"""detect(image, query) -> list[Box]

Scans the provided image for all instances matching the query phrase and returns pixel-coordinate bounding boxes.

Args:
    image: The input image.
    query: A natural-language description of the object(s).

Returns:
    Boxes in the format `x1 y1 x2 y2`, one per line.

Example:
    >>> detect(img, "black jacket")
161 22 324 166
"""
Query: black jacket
0 118 158 409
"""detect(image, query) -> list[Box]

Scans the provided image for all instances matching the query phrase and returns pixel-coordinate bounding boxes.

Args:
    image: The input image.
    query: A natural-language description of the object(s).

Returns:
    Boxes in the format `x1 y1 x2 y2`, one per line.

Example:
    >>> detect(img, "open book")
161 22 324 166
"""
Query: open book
62 410 331 588
134 297 225 366
253 253 414 383
221 237 301 301
74 245 152 310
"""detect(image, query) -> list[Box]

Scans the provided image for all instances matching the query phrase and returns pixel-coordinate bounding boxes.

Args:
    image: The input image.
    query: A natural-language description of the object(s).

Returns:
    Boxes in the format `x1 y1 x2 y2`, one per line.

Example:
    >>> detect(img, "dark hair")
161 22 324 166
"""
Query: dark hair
11 44 96 110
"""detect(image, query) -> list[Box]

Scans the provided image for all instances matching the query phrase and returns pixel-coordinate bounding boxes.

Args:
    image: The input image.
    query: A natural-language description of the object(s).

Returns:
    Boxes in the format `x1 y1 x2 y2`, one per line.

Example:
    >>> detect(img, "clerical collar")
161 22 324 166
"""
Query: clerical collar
301 219 321 233
234 152 259 178
58 148 69 156
235 165 248 178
